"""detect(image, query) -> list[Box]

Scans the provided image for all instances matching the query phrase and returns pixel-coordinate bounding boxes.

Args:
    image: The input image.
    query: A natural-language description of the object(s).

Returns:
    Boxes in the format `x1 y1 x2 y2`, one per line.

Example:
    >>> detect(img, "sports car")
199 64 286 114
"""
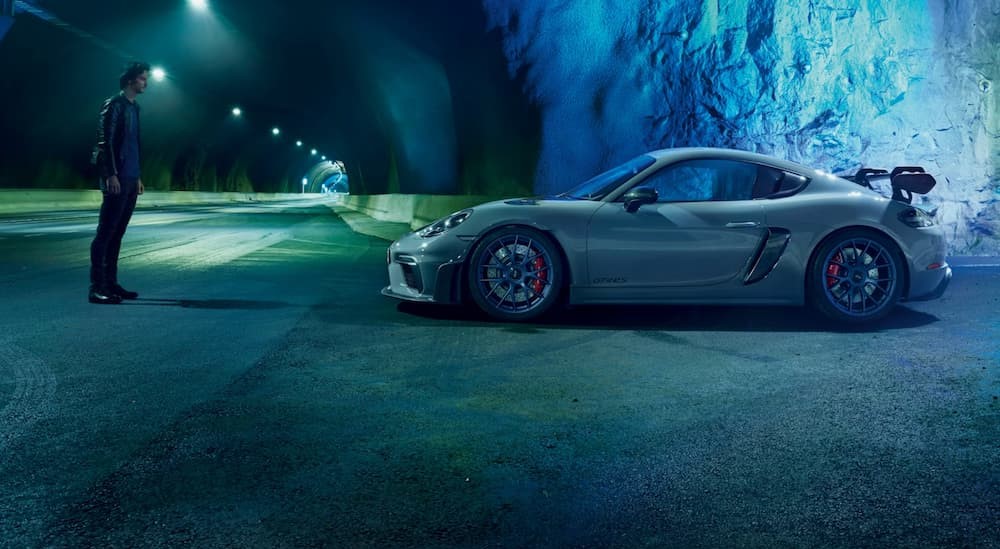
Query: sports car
382 148 951 324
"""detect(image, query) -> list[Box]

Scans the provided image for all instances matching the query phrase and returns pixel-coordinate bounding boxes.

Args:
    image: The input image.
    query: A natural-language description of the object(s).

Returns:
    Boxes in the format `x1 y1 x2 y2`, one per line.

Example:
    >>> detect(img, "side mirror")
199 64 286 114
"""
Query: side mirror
623 187 658 213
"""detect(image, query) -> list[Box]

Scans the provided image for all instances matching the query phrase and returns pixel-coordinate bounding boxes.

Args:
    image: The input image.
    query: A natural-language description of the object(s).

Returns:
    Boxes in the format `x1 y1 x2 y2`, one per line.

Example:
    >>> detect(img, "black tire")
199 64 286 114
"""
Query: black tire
807 229 905 324
467 227 563 321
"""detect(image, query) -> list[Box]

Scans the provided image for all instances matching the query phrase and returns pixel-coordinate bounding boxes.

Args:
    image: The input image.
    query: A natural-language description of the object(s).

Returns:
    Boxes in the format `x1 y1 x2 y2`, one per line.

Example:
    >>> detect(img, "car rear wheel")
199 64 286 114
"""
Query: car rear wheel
808 229 904 324
467 227 563 321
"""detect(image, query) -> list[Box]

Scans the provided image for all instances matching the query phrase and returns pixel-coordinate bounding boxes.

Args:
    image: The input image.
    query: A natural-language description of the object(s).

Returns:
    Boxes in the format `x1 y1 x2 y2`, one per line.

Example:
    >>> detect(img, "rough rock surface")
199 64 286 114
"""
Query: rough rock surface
484 0 999 254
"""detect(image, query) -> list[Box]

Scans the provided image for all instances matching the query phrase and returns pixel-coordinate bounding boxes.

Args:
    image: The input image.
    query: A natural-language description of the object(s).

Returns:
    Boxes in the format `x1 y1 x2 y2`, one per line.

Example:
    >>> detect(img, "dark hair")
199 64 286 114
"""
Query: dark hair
119 61 151 90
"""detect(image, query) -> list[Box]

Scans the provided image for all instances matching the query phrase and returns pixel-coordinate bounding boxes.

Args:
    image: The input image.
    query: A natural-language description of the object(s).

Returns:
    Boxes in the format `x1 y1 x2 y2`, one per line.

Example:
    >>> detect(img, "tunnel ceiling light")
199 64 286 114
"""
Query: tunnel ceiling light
296 140 303 147
231 107 242 117
151 67 166 81
188 0 209 11
272 127 281 136
321 155 327 160
310 149 317 155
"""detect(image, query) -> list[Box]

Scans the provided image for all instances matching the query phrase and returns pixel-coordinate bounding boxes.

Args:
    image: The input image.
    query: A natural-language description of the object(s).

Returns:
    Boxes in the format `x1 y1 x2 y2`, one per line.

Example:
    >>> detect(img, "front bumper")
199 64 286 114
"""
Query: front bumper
381 285 436 303
383 238 467 305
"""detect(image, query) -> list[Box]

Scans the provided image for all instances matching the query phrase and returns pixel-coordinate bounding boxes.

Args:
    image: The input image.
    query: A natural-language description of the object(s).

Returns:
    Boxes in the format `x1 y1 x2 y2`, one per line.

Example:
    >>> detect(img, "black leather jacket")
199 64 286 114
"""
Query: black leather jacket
91 92 141 179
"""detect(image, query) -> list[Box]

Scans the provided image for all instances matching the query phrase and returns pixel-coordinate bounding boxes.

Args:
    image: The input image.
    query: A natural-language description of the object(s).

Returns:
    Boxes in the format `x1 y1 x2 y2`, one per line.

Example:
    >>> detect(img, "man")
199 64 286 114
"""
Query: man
89 62 149 304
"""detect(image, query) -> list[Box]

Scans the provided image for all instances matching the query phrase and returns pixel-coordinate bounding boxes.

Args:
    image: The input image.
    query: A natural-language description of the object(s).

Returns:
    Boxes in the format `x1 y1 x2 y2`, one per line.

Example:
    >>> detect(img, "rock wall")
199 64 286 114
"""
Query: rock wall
483 0 999 254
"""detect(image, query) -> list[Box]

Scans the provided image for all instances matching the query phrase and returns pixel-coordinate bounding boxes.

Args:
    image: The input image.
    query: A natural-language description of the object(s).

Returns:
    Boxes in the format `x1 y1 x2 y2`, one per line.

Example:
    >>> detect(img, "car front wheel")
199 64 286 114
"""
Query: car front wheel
808 229 905 324
467 227 563 321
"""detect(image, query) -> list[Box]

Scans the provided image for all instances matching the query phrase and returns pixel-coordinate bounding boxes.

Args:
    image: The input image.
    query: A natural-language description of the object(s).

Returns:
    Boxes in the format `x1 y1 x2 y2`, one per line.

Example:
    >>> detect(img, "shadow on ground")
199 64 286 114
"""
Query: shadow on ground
126 298 295 310
395 302 940 333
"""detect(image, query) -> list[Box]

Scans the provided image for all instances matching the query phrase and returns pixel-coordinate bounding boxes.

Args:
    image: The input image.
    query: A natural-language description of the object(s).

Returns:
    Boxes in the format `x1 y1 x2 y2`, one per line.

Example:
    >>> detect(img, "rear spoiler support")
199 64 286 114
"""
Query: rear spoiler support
846 166 937 204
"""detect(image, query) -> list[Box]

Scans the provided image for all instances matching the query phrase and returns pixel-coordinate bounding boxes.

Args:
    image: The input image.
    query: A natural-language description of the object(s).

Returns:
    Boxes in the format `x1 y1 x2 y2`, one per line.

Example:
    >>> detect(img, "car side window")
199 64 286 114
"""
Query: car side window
752 169 810 199
637 159 758 202
777 173 809 194
751 166 782 199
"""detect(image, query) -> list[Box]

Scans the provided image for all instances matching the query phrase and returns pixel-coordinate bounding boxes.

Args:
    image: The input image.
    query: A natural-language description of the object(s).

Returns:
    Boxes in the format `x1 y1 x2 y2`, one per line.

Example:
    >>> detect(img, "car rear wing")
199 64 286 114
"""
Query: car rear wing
845 167 937 204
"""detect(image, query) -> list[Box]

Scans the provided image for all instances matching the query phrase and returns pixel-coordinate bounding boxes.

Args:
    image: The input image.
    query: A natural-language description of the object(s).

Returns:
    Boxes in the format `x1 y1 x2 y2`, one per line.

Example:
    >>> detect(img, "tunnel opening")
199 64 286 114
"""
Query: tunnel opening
303 160 348 194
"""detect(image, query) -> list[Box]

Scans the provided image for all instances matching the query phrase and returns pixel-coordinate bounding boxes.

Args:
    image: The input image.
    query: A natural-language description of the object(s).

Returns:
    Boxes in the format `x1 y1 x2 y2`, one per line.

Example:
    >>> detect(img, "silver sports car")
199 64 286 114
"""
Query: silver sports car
383 148 951 324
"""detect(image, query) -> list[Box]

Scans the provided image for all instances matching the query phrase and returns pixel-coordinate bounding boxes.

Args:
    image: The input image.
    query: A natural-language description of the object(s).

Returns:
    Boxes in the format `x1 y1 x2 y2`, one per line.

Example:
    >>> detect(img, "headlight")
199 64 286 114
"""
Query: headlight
418 209 473 238
898 207 936 228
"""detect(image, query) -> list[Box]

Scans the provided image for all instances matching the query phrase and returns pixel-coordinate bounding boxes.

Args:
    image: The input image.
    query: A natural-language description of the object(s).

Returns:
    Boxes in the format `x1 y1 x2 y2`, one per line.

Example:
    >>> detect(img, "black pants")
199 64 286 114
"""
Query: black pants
90 178 138 289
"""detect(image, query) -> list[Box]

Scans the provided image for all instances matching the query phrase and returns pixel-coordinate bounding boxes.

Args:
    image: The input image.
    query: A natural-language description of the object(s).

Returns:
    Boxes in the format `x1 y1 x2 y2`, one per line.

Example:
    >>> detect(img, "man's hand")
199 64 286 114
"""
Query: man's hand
107 175 121 195
138 179 144 195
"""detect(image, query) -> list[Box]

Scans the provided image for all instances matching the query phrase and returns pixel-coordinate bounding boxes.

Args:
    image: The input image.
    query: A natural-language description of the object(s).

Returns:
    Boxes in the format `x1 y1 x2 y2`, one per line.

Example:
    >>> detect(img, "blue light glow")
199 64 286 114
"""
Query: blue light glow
366 30 458 193
482 0 999 252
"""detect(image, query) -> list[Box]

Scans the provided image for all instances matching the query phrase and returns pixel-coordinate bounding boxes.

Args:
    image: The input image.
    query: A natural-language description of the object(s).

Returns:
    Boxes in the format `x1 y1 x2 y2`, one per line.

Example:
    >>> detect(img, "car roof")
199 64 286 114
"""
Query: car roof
647 147 821 176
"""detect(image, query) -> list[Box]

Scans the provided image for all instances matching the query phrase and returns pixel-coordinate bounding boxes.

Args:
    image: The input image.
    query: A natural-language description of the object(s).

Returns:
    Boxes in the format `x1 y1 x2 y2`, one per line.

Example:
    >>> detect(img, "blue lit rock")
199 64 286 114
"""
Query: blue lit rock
483 0 999 254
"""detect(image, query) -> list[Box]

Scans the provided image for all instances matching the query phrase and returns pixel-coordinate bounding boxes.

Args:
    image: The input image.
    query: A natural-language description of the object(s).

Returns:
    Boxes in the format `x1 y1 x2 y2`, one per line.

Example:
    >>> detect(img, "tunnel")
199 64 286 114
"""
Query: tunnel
0 0 996 252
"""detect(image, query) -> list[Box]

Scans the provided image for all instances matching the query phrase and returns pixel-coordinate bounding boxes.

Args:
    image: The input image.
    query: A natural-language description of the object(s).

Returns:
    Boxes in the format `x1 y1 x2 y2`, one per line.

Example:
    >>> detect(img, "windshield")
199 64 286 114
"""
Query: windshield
560 154 656 200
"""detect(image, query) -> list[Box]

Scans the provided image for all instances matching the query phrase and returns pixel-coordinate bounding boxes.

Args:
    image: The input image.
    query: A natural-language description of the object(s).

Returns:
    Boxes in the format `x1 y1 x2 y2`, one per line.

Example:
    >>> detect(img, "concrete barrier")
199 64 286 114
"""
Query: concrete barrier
339 193 503 229
0 189 505 233
0 189 316 215
0 189 104 213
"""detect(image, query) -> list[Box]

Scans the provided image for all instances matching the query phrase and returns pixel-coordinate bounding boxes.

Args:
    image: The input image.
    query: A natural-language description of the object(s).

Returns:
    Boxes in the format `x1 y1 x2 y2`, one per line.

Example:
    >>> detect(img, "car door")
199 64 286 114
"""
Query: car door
586 158 767 288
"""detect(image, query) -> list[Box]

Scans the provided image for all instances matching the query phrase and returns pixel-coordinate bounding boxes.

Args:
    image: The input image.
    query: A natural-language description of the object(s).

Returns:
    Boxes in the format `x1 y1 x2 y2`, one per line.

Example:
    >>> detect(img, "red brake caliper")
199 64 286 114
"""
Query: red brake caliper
826 252 842 288
532 254 547 295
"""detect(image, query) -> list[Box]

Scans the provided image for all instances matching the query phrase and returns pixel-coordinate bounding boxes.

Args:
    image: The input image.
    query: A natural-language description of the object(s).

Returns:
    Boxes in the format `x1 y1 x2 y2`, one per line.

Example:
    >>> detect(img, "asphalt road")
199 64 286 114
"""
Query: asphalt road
1 199 998 548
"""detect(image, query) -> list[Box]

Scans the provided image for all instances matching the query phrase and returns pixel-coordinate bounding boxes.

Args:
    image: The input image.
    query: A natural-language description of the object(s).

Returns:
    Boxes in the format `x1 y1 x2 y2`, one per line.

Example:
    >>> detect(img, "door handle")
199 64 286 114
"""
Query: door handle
725 221 760 228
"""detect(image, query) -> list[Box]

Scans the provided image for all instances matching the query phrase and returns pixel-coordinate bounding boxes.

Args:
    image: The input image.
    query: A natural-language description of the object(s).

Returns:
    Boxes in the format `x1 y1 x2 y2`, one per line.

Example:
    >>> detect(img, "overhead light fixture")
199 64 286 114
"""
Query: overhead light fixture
231 107 242 117
272 127 281 136
151 67 166 81
188 0 209 11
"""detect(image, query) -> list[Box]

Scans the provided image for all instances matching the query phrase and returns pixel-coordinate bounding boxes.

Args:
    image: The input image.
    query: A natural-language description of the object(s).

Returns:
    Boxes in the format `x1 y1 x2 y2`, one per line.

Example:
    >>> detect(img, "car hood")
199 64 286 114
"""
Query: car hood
458 196 585 214
500 195 578 206
451 195 604 235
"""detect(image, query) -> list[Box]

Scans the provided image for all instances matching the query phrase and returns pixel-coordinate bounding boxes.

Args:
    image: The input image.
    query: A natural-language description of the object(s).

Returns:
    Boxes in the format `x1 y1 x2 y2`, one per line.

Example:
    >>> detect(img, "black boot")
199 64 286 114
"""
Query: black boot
110 284 139 300
89 286 123 305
